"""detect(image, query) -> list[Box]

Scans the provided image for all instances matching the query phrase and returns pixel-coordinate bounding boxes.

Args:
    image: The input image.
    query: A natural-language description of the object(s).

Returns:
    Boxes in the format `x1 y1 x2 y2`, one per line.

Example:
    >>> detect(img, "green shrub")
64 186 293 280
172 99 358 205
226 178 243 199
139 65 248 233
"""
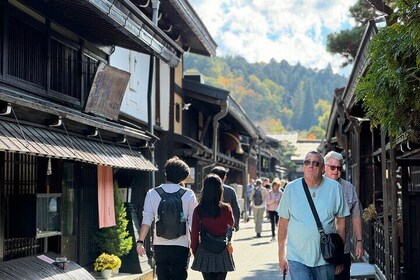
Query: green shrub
96 181 133 257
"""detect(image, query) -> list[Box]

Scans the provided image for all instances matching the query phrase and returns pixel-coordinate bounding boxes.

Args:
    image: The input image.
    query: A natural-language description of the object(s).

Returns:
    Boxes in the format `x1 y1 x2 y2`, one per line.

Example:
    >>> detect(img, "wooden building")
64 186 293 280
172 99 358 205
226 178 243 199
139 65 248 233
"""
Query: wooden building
171 75 259 198
322 20 420 280
0 0 216 278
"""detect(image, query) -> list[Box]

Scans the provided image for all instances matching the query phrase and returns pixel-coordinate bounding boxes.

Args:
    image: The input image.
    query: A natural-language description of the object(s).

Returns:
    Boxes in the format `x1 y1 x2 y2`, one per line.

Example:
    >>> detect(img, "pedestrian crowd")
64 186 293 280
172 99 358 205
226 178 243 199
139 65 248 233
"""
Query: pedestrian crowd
135 150 363 280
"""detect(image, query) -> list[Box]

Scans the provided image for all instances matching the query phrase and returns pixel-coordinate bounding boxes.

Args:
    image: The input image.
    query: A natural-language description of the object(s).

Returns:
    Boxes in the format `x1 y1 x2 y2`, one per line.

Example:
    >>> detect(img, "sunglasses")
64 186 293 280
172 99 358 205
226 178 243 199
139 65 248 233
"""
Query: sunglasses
327 165 342 171
303 160 321 167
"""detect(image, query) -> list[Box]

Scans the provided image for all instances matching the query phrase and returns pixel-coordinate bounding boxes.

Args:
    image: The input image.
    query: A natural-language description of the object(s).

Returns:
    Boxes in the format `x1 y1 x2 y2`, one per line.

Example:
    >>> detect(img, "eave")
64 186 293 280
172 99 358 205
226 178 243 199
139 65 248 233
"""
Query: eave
17 0 183 66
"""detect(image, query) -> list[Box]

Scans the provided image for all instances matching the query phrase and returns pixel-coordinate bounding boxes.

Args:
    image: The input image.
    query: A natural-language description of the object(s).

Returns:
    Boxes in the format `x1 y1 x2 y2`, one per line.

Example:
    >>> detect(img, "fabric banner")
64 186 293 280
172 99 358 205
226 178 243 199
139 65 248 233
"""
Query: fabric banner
97 165 116 228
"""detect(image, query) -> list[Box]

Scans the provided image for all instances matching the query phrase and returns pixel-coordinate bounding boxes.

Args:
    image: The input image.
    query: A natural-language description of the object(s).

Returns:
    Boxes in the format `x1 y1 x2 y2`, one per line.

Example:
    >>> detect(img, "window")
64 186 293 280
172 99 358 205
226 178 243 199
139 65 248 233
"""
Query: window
3 9 103 106
8 15 47 87
50 38 80 99
82 54 100 102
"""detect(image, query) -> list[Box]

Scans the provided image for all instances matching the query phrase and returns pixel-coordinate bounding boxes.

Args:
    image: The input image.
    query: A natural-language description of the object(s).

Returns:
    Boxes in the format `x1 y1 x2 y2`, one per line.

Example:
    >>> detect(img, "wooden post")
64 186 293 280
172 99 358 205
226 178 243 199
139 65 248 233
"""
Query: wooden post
389 137 400 279
380 129 390 279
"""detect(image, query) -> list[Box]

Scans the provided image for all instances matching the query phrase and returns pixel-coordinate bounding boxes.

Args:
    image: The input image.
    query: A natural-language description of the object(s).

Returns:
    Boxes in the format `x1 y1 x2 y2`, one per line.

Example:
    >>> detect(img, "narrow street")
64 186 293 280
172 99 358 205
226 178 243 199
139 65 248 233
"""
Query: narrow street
188 218 290 280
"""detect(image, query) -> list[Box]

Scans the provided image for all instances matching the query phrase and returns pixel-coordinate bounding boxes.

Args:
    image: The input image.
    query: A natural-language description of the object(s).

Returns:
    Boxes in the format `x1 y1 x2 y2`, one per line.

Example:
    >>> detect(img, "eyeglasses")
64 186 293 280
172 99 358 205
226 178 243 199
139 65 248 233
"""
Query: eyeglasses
327 165 342 171
303 160 321 167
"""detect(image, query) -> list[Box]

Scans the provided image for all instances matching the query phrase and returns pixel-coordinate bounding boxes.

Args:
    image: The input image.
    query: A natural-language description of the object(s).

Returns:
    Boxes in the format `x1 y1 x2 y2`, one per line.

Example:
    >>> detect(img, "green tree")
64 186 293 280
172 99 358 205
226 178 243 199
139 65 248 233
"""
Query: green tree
96 181 133 257
277 141 297 178
327 0 395 67
356 0 420 142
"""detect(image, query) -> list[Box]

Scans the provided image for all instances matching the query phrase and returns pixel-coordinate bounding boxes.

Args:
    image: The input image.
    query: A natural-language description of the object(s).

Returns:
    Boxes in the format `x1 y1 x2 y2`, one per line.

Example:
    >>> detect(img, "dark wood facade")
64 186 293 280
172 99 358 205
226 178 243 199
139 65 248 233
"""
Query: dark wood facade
0 0 221 278
323 20 420 280
0 0 166 273
172 76 260 193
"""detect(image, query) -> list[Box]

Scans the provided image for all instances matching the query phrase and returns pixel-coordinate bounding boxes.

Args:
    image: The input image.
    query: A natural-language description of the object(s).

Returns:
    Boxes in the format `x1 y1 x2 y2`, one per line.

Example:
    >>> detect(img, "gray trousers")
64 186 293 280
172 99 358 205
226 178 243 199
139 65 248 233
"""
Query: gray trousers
253 207 265 234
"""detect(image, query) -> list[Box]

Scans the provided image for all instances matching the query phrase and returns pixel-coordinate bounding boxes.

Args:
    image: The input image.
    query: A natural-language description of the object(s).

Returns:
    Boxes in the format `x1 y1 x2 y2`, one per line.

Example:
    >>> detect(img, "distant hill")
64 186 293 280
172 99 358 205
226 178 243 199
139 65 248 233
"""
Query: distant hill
184 53 347 134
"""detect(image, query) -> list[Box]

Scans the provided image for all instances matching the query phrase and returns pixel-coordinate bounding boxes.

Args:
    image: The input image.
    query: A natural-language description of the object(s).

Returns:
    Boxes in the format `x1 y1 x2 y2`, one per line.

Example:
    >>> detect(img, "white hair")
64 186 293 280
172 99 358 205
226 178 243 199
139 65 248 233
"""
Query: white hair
324 151 343 165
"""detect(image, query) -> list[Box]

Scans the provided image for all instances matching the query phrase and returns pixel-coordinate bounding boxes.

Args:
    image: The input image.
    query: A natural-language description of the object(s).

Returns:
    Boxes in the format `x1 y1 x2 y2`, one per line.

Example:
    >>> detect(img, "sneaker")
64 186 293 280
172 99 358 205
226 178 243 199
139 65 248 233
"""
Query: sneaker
256 233 262 238
271 237 276 241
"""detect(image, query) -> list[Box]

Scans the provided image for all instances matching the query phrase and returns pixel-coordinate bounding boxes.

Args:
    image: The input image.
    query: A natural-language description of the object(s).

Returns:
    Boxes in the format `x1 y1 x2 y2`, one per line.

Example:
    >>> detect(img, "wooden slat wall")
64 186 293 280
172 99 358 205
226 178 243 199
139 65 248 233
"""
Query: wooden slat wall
2 152 40 260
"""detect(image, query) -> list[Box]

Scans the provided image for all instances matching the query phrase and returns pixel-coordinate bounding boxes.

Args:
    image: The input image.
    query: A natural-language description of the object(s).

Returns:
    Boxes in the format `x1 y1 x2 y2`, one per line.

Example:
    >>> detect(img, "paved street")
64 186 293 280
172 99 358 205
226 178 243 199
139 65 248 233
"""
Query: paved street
188 218 290 280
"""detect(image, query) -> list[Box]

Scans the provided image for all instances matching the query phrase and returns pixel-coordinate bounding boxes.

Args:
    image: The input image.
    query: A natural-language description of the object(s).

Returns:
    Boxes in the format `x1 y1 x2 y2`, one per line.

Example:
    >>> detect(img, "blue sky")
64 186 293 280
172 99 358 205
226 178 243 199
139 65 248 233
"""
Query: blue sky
189 0 357 75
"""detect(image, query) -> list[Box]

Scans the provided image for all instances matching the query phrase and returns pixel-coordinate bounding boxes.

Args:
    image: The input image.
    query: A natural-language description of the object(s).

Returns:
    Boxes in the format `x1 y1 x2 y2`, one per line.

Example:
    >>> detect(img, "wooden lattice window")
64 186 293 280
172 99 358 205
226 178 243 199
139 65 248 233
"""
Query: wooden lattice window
2 152 40 260
3 152 37 196
7 15 47 87
50 38 81 99
82 54 100 102
410 166 420 191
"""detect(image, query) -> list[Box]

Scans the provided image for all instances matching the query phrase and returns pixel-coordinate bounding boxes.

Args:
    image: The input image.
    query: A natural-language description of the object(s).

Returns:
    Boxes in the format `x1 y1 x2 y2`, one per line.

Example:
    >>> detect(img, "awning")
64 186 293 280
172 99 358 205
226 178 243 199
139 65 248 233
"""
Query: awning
0 120 157 171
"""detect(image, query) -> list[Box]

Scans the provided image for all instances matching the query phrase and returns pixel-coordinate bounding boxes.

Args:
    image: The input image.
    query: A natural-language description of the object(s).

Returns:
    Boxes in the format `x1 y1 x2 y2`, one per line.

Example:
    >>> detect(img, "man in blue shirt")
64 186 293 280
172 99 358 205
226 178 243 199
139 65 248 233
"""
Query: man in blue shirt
277 151 349 280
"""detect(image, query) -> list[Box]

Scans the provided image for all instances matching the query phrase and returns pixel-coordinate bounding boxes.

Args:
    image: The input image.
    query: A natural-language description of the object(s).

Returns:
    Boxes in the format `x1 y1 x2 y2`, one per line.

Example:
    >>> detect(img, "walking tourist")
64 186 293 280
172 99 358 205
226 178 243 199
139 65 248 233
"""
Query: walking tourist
246 178 255 216
277 151 349 280
191 174 235 280
136 156 197 280
324 151 364 280
266 178 282 241
211 166 241 231
250 178 267 238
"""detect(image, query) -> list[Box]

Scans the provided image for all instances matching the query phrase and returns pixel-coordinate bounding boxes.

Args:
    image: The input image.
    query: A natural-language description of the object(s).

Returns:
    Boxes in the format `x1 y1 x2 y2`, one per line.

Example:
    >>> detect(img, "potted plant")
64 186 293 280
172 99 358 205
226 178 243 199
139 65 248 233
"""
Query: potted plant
96 181 133 261
93 253 121 279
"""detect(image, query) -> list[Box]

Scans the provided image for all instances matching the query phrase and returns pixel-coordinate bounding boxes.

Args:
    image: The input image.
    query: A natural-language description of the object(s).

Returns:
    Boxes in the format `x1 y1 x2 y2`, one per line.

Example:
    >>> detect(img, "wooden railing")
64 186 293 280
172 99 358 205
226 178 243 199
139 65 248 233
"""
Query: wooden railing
4 238 41 261
374 221 396 280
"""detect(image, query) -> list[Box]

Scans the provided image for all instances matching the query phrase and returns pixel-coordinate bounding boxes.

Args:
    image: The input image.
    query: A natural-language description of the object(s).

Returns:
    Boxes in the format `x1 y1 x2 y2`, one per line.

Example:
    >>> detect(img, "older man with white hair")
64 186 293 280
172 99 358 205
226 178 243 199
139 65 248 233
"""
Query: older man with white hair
324 151 364 280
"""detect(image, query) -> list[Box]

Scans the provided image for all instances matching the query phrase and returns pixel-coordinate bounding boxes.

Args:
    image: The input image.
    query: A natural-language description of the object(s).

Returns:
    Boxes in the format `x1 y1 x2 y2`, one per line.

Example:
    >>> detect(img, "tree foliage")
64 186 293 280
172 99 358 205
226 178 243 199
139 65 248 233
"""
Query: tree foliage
356 0 420 142
277 141 297 177
96 181 133 257
184 53 347 135
327 0 395 67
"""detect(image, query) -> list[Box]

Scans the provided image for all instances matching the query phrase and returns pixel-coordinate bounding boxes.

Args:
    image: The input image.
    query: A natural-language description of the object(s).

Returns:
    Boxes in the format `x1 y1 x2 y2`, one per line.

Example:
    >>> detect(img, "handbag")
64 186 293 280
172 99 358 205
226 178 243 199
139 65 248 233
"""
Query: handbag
199 216 234 254
302 178 344 266
199 221 228 253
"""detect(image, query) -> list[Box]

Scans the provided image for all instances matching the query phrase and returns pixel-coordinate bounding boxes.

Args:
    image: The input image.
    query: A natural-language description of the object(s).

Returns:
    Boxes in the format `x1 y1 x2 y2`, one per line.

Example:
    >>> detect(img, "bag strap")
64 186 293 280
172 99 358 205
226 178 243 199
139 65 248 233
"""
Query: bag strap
301 178 325 235
155 186 166 198
175 188 187 199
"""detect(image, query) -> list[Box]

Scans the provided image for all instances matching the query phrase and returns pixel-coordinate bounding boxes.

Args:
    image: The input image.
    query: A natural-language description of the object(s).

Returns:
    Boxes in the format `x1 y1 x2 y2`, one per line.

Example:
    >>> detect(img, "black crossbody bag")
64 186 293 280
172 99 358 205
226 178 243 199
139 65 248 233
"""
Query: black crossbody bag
302 178 344 266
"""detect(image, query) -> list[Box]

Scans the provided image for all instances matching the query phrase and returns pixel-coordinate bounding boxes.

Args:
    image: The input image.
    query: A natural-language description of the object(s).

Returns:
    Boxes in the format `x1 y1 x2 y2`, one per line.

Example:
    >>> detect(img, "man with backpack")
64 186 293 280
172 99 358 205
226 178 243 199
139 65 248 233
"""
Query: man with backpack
136 156 197 280
250 178 267 238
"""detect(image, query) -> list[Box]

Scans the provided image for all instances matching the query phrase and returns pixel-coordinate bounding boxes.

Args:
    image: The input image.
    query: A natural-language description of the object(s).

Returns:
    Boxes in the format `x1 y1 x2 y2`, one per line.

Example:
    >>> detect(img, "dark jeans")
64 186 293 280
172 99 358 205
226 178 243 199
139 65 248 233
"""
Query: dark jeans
202 272 227 280
335 253 351 280
268 210 279 237
153 245 190 280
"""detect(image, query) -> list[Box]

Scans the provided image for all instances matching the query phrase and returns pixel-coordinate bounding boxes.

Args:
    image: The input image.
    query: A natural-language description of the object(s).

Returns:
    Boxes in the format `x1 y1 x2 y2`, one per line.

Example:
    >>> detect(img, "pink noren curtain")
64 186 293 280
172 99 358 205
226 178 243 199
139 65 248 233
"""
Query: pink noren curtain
97 165 116 228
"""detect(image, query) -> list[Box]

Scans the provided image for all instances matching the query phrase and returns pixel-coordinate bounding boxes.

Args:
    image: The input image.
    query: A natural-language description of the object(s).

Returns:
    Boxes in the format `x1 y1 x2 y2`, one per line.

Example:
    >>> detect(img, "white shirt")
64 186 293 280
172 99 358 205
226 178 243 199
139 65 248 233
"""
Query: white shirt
142 183 197 247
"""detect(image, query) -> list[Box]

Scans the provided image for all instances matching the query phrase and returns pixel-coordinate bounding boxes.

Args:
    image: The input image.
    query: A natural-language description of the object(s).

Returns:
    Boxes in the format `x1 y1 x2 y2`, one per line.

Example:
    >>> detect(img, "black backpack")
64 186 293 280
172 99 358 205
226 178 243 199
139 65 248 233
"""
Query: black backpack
155 187 187 239
253 187 263 206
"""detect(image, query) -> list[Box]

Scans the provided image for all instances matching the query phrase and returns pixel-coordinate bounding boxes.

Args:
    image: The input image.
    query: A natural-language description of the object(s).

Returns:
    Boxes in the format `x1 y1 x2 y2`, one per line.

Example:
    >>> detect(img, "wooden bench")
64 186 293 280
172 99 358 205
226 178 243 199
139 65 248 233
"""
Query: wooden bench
350 262 376 279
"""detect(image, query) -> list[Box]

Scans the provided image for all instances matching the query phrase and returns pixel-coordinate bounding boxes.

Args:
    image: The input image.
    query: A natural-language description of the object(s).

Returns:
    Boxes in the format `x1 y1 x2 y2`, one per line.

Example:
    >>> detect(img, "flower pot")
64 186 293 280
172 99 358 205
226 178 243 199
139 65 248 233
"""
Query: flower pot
100 269 112 279
112 268 119 275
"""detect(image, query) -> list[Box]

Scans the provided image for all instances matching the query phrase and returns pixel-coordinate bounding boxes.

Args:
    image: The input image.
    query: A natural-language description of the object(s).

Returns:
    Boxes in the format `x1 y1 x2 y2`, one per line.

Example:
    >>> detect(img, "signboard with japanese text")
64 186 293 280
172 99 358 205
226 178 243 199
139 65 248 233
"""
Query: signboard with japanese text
85 62 130 120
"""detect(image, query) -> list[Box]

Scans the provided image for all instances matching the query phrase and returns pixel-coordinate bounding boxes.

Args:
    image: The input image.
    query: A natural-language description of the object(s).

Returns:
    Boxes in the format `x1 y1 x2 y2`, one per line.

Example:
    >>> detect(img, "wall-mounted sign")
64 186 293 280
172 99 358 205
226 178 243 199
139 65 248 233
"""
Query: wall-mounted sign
85 62 130 120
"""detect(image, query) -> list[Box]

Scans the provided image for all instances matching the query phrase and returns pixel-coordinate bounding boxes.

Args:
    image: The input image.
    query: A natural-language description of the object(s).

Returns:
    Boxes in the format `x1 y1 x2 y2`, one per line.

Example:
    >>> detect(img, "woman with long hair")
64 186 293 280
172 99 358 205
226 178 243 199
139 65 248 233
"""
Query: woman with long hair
191 174 235 280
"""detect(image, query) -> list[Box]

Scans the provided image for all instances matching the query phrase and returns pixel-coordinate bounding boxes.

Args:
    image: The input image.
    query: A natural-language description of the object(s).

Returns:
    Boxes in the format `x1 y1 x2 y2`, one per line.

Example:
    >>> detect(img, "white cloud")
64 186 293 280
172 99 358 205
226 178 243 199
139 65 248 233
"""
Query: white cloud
189 0 357 75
